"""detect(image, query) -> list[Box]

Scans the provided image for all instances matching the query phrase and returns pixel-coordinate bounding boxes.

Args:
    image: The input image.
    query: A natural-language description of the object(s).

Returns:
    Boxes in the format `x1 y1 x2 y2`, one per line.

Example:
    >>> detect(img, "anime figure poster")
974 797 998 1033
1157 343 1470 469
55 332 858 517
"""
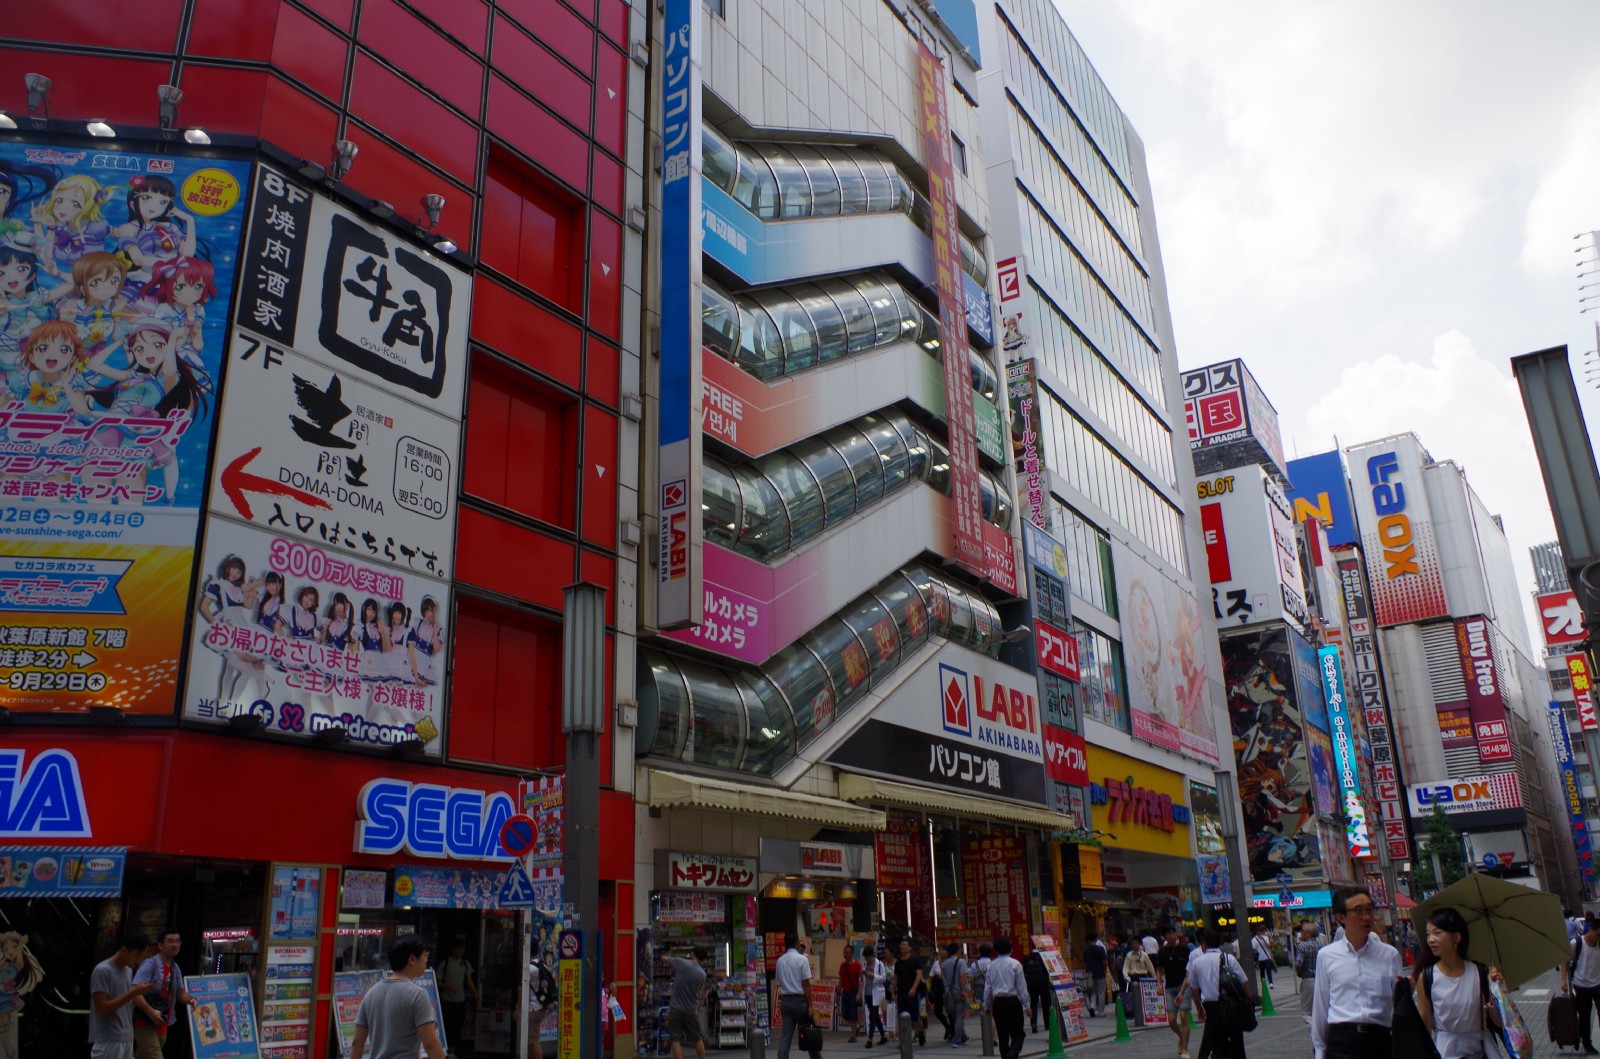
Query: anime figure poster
187 974 260 1059
181 519 450 754
0 142 252 716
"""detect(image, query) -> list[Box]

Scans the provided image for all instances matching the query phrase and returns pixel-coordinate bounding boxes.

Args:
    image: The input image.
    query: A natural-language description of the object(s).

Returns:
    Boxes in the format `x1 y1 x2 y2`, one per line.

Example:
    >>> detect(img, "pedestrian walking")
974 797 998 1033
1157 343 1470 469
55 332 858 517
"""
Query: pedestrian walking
840 945 864 1043
1411 908 1506 1059
437 936 481 1057
89 933 154 1059
1309 886 1402 1059
1021 948 1050 1034
132 930 195 1059
1293 921 1321 1024
894 939 927 1046
940 943 970 1045
665 946 711 1059
351 936 446 1059
1250 927 1274 988
1562 915 1600 1055
864 946 889 1047
775 934 821 1059
981 937 1027 1059
1157 926 1193 1059
1082 933 1108 1018
1188 929 1248 1059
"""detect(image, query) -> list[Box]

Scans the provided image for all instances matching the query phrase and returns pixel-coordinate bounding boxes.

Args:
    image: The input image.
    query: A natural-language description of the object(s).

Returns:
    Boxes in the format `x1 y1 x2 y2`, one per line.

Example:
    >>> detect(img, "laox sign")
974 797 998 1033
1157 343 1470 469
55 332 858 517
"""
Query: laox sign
1366 452 1418 580
356 778 515 861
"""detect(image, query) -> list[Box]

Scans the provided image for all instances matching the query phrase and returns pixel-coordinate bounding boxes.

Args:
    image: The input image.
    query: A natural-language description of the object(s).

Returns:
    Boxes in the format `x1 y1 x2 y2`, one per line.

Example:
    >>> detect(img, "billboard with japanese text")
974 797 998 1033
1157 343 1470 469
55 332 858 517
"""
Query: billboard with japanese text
0 140 253 715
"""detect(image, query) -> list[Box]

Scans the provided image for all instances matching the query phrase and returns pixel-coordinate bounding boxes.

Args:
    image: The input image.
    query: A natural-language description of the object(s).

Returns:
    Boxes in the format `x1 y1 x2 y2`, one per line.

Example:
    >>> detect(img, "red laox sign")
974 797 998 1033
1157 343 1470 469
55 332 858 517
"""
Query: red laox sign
916 40 986 578
666 852 758 892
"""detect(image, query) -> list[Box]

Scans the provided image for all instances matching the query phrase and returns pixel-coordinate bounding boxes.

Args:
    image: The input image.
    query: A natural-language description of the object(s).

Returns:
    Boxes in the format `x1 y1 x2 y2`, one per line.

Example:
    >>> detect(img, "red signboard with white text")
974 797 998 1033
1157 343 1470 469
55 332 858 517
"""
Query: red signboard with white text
1043 725 1088 786
1036 619 1081 681
1570 654 1598 732
1456 616 1512 763
1539 590 1585 648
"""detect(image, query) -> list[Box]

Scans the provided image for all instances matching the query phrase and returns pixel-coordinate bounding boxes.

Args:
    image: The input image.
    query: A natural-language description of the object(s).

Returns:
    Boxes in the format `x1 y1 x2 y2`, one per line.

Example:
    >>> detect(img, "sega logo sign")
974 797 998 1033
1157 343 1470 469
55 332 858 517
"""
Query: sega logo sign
0 748 91 838
356 778 516 861
1366 452 1420 580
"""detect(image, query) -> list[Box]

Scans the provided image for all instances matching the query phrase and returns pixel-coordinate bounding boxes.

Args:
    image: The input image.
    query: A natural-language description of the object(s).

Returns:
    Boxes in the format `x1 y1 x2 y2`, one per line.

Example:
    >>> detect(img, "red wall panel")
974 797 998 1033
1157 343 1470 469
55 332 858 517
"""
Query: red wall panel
336 126 477 252
348 53 480 189
358 0 485 116
188 0 279 61
456 507 574 611
258 75 341 167
496 1 594 76
587 208 623 339
585 337 620 408
169 65 270 137
491 21 592 133
600 0 629 47
408 0 490 55
486 76 589 194
463 357 578 529
272 4 349 103
0 50 172 129
5 0 183 53
470 278 583 389
448 598 563 770
582 406 619 549
591 151 624 218
480 157 582 314
593 41 628 160
298 0 356 32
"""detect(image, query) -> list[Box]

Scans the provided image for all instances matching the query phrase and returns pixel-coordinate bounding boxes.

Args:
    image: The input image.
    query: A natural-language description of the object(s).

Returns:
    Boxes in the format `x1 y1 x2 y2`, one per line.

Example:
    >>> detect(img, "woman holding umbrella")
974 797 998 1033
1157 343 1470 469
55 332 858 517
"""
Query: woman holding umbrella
1412 908 1505 1059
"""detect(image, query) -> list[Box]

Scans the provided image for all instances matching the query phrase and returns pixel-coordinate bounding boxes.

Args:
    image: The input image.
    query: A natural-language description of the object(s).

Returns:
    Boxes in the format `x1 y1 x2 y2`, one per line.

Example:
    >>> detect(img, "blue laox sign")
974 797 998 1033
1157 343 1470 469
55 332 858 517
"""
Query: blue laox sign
355 778 514 861
1317 647 1372 859
0 749 90 838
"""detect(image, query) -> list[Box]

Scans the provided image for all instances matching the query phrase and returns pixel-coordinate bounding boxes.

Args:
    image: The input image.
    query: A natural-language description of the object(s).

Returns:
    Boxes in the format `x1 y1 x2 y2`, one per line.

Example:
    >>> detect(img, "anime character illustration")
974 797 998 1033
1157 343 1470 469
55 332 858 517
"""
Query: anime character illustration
407 596 443 685
197 554 269 702
0 931 43 1059
1124 577 1173 725
113 175 197 286
137 255 214 365
195 1002 223 1044
31 174 116 280
0 158 60 241
1167 595 1214 745
80 320 208 503
0 237 51 381
10 320 89 417
48 252 133 380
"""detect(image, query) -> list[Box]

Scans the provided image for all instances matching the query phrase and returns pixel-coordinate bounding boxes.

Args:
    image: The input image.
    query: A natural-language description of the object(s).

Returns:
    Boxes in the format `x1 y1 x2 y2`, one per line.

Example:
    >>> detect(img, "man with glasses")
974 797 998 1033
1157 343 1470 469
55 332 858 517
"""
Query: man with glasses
1309 887 1402 1059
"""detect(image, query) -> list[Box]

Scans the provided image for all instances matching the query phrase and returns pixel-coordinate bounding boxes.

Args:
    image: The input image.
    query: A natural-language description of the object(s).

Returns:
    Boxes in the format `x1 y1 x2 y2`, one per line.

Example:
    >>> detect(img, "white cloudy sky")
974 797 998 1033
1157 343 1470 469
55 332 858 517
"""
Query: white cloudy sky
1052 0 1600 647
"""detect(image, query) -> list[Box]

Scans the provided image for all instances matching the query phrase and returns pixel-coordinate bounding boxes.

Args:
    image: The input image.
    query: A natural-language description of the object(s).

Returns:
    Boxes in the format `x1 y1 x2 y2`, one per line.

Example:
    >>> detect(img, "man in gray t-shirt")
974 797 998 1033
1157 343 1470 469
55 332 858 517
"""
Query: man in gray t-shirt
353 937 445 1059
667 946 712 1059
89 934 154 1058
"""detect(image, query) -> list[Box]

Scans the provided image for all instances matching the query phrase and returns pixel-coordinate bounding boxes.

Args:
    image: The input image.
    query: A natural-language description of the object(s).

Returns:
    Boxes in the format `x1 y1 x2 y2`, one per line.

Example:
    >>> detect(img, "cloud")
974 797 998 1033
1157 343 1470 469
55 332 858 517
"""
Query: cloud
1304 330 1555 645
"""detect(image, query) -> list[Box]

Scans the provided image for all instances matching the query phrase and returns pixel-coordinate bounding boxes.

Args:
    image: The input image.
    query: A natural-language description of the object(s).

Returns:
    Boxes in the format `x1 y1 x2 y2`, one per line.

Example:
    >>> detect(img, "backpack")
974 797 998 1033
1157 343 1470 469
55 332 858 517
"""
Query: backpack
1216 954 1257 1034
1391 976 1442 1059
929 969 945 1008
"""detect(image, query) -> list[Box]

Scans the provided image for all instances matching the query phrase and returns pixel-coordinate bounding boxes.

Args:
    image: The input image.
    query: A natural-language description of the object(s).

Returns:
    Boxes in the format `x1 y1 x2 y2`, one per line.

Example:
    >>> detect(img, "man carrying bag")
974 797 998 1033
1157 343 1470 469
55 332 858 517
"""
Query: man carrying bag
1190 929 1252 1059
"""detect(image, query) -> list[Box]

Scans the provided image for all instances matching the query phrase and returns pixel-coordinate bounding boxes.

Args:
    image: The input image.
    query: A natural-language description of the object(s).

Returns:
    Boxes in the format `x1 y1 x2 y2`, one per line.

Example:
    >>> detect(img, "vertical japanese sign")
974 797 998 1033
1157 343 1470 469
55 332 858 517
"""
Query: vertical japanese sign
0 141 252 715
1023 520 1082 820
1455 616 1512 763
1318 646 1372 859
1008 358 1049 530
1569 653 1598 732
657 0 705 628
1548 701 1597 886
1334 548 1411 862
917 41 985 578
959 835 1030 947
522 775 564 913
181 165 470 755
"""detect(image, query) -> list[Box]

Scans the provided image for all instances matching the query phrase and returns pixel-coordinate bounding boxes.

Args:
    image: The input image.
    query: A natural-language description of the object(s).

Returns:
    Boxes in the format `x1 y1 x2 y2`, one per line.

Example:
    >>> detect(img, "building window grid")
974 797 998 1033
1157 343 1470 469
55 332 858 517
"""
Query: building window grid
1072 621 1129 732
1035 385 1186 575
1007 100 1153 331
1042 498 1118 619
1024 281 1173 486
996 15 1141 254
1018 192 1163 400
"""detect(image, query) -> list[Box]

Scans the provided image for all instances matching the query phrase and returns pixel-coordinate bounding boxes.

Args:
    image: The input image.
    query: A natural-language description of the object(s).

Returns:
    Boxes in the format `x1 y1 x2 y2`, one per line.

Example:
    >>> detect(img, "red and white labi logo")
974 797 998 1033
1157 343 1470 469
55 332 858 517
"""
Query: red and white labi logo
940 663 971 736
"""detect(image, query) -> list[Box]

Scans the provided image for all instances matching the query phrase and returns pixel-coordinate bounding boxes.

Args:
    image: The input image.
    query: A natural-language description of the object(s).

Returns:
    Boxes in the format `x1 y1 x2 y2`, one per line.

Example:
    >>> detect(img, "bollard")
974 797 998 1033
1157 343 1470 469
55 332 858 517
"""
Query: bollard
980 1006 996 1057
900 1010 915 1059
749 1025 766 1059
1258 979 1277 1018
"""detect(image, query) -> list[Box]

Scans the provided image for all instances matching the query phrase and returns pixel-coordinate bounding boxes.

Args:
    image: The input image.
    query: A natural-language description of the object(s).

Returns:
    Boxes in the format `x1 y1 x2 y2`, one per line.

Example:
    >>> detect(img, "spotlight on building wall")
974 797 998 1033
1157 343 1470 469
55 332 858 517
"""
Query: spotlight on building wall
368 199 395 220
313 724 348 746
391 737 426 760
0 112 15 130
184 128 211 145
296 159 326 182
85 119 116 138
24 73 52 123
432 236 458 255
419 193 445 229
156 84 184 129
331 139 359 181
227 712 267 734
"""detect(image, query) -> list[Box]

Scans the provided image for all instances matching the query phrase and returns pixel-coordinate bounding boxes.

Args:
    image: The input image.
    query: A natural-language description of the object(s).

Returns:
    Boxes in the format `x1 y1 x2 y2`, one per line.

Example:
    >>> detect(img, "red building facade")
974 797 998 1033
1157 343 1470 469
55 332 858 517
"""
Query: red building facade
0 0 638 1053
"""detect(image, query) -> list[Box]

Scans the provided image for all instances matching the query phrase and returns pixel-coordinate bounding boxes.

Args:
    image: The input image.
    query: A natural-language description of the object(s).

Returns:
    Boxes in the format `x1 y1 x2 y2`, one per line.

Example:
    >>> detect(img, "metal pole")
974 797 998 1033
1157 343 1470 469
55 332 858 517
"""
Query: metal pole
563 583 607 1059
1214 769 1259 996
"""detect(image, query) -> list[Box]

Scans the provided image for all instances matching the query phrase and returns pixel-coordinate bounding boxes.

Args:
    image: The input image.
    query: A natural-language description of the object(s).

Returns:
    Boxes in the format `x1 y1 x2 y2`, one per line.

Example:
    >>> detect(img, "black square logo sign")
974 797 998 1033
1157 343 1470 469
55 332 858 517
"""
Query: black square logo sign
318 214 454 399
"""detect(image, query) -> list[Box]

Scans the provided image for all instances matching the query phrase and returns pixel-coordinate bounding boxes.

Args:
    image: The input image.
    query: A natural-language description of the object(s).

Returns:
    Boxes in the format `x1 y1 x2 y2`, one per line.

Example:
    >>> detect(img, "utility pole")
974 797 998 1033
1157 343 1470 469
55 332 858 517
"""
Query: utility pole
563 583 607 1059
1214 769 1259 996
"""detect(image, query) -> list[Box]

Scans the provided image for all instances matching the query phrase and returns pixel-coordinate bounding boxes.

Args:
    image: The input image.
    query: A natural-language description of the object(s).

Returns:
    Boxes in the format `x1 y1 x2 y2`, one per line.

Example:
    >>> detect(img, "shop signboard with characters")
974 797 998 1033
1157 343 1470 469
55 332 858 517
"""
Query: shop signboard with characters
0 140 252 715
180 164 470 755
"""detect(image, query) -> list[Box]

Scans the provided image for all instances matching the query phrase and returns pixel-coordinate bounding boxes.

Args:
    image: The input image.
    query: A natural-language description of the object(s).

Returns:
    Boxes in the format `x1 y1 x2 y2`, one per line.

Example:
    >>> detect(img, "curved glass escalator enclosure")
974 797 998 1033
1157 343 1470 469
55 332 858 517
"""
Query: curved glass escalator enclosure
700 407 1012 564
701 126 981 285
638 563 1004 774
702 275 999 403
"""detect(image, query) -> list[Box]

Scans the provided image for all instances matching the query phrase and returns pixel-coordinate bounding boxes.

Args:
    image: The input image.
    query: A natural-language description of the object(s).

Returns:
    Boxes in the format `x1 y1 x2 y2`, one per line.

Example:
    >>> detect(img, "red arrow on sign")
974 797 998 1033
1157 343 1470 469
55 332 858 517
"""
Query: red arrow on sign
220 447 332 521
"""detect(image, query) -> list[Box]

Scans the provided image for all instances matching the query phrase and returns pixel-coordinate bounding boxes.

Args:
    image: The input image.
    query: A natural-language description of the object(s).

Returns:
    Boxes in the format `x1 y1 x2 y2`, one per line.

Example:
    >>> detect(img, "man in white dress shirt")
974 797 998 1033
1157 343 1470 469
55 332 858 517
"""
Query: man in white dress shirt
1310 887 1403 1059
775 933 821 1059
982 936 1029 1059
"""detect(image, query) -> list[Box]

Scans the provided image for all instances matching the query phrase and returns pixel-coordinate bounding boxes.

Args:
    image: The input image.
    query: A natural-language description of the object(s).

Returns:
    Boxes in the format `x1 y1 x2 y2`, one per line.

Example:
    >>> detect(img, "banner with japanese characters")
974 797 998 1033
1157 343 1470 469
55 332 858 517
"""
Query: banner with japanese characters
0 140 252 715
181 519 449 754
959 835 1031 952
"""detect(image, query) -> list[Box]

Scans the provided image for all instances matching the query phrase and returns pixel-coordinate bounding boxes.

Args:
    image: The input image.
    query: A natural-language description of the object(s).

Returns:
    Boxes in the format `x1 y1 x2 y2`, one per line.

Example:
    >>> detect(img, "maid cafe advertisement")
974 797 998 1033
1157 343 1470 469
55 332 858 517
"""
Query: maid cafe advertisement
0 139 470 757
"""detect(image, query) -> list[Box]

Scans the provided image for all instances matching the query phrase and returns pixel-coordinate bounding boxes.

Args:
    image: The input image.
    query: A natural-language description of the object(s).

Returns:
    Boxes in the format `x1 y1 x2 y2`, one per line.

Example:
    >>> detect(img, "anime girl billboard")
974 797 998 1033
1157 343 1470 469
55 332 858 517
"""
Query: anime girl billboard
0 142 251 716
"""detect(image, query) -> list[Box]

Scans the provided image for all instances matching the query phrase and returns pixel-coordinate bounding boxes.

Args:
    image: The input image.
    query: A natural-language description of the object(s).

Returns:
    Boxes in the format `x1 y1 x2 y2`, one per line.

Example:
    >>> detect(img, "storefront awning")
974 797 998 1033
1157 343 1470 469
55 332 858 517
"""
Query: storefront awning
836 773 1072 830
646 770 887 831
